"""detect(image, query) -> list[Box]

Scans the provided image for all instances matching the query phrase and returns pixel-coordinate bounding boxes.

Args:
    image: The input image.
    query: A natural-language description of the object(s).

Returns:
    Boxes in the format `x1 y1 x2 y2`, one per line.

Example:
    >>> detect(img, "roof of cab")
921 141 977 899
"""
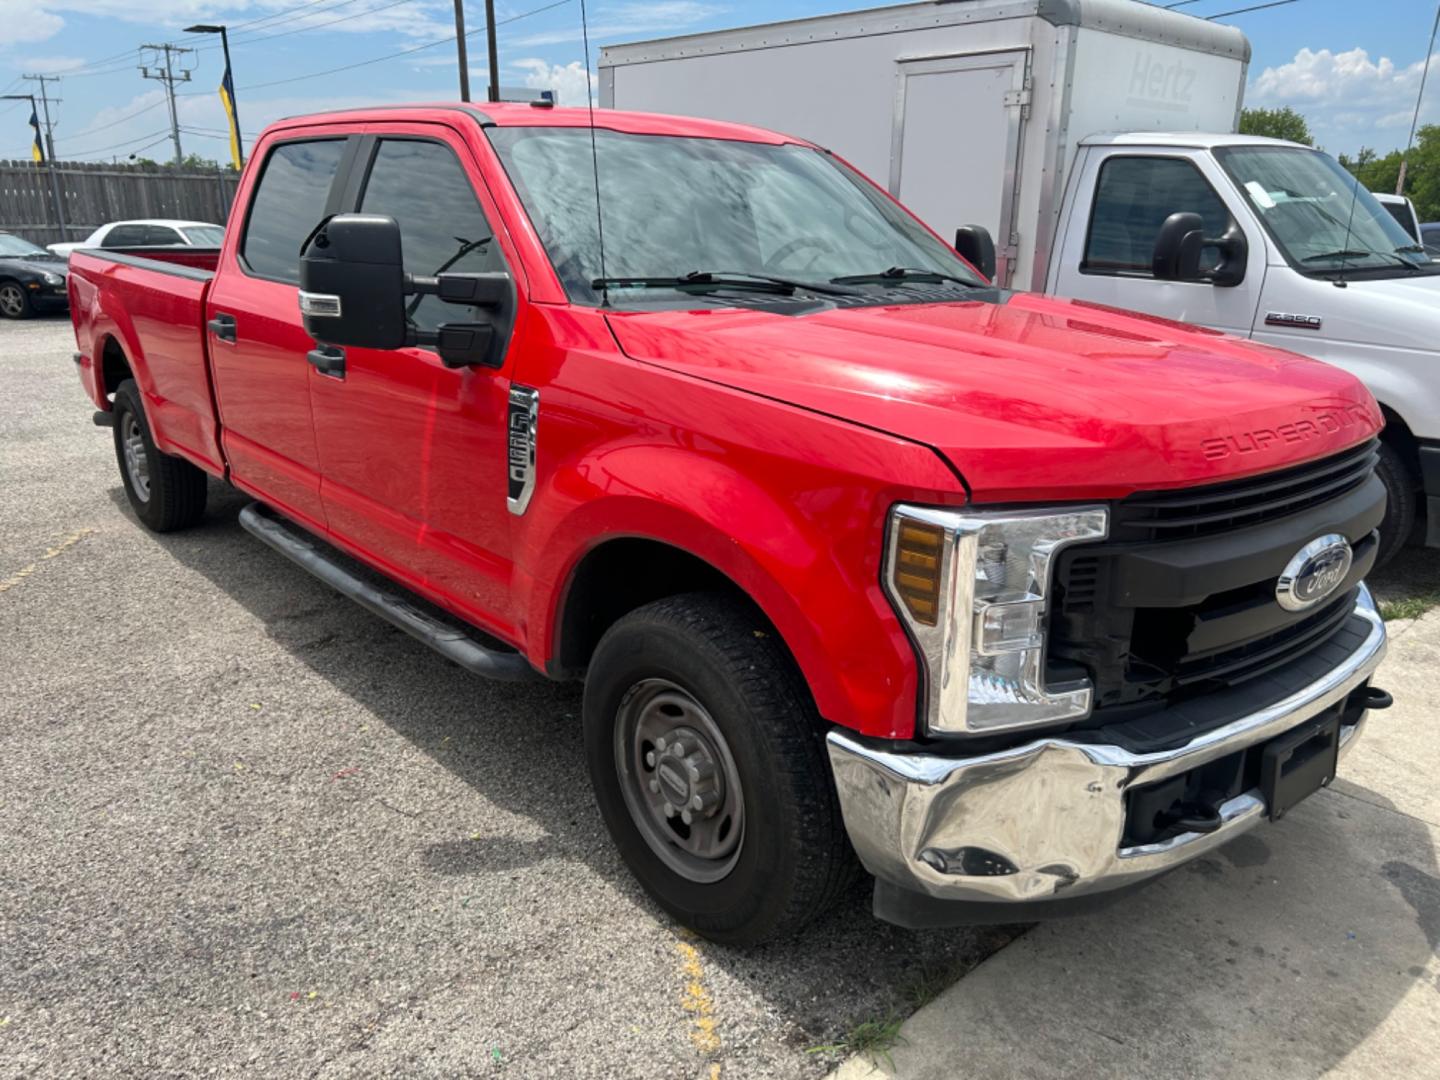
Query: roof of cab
270 101 803 146
1079 132 1310 150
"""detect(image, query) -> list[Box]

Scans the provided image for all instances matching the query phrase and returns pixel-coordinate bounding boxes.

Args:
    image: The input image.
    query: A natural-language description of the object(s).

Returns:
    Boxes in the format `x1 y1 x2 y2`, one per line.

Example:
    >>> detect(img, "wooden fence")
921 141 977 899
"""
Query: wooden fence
0 160 240 246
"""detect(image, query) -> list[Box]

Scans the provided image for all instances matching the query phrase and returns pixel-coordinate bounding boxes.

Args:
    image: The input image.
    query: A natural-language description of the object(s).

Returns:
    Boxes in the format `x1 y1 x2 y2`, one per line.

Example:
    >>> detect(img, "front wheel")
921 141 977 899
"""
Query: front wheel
0 280 33 319
583 593 855 946
1374 440 1417 570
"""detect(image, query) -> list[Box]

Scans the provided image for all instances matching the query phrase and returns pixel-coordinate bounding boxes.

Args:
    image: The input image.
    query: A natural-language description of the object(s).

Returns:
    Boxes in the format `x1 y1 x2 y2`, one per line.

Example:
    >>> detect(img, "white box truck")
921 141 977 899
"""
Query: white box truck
601 0 1440 565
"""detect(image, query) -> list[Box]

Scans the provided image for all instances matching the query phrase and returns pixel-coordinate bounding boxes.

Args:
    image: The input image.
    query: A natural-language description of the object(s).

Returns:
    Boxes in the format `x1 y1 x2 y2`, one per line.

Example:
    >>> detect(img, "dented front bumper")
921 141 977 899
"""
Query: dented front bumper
828 584 1387 919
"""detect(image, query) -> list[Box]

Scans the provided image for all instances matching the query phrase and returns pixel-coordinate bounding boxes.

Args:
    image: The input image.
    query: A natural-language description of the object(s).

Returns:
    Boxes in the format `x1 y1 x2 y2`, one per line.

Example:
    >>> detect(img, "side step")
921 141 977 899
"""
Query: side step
238 501 536 682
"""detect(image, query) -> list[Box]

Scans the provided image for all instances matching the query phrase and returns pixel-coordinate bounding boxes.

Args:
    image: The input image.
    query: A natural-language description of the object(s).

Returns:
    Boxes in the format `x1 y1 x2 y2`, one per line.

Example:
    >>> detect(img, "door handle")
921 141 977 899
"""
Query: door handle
306 344 346 379
207 312 237 343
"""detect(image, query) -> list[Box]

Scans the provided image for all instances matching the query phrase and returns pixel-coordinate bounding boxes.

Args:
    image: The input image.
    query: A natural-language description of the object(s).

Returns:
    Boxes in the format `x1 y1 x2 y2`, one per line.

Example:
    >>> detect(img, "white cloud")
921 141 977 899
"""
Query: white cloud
1247 47 1440 153
514 58 594 106
0 3 63 47
23 56 90 74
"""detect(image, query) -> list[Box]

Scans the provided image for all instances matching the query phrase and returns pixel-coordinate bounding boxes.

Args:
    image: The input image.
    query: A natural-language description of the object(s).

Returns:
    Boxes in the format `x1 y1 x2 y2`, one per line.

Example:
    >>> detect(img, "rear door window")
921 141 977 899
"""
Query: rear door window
357 137 504 334
143 225 184 246
241 139 347 283
101 224 149 248
1083 156 1232 275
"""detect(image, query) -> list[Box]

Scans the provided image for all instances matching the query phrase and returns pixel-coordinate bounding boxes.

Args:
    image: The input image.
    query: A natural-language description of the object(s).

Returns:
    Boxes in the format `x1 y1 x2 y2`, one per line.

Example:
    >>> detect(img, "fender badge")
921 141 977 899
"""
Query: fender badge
1265 312 1322 331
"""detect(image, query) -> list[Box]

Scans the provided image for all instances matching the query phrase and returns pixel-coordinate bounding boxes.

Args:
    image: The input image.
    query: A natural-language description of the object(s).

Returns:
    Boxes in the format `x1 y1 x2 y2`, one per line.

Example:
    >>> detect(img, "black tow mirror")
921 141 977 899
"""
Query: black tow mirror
954 225 997 281
1151 212 1205 282
299 214 407 348
299 215 514 368
1151 213 1248 287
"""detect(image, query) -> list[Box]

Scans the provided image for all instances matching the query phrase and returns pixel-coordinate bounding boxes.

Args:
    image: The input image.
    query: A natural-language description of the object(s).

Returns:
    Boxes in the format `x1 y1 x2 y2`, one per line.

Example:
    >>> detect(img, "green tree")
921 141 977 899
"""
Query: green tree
1239 106 1314 146
1402 124 1440 223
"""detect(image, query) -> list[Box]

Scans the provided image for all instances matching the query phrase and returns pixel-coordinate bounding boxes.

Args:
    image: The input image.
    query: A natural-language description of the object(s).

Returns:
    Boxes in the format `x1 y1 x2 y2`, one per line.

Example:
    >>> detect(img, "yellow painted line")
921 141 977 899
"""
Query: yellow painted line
0 528 96 595
675 932 722 1063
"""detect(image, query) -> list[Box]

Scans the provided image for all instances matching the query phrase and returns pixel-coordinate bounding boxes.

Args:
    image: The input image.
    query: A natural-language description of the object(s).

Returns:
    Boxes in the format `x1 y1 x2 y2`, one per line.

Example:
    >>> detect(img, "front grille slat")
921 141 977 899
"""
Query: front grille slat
1050 439 1381 720
1115 439 1377 541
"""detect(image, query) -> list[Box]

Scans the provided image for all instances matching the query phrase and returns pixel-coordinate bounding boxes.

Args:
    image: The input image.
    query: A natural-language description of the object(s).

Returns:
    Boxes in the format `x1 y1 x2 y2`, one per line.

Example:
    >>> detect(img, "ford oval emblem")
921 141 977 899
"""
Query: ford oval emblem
1276 534 1353 612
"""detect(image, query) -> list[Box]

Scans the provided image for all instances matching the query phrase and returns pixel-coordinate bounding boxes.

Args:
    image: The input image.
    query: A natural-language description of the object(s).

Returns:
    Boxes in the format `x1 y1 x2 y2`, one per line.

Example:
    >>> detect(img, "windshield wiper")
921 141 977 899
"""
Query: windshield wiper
592 270 859 297
1303 248 1422 269
829 266 979 287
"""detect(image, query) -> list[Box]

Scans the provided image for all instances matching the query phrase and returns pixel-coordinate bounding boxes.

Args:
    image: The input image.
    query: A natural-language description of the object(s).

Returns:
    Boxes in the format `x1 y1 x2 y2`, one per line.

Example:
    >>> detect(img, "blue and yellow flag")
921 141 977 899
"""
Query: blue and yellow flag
218 63 242 170
28 108 43 163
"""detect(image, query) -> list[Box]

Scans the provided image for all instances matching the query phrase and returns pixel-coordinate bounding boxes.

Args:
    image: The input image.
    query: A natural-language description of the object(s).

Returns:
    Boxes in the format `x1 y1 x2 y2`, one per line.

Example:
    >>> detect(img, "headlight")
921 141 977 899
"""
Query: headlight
885 504 1108 736
42 272 64 286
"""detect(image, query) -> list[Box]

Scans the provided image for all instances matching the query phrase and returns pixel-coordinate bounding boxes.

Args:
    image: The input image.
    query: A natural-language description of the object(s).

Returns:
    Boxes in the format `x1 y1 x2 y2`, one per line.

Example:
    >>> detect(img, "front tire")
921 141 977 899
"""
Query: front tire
1374 440 1417 569
583 593 854 946
112 379 208 532
0 280 33 319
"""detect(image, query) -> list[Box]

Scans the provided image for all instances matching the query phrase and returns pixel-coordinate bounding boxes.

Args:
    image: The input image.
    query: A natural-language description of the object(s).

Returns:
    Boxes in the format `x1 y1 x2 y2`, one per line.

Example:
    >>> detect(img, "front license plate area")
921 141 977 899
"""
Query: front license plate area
1262 711 1341 821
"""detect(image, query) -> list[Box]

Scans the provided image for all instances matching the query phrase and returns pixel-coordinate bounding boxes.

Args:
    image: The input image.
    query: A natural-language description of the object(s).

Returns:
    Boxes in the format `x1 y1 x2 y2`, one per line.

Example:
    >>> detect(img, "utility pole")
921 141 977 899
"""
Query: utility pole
1396 1 1440 195
452 0 471 102
484 0 500 103
11 77 67 236
140 43 195 165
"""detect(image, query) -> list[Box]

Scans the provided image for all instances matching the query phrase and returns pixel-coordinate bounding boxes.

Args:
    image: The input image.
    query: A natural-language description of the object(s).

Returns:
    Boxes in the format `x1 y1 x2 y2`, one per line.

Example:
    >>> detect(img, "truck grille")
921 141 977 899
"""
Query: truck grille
1112 438 1377 542
1049 440 1384 718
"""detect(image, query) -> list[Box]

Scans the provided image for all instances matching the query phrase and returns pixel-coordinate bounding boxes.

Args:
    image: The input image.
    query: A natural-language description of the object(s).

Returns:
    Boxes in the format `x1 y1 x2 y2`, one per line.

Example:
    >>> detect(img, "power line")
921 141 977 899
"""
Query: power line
63 127 174 156
1205 0 1298 18
213 0 573 93
60 98 167 143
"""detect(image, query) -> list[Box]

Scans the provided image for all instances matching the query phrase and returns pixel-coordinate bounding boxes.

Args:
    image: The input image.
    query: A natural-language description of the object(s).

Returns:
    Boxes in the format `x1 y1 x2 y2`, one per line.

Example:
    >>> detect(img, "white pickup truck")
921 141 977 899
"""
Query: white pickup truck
601 0 1440 564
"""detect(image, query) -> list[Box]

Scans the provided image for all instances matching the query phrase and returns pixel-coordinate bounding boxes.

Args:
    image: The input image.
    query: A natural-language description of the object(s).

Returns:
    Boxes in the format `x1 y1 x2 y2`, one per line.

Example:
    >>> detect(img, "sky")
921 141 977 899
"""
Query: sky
0 0 1435 164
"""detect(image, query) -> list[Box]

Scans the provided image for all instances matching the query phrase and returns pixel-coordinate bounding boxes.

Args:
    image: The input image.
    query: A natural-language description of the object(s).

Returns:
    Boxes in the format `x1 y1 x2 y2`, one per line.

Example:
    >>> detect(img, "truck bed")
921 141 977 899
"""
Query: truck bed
69 247 225 476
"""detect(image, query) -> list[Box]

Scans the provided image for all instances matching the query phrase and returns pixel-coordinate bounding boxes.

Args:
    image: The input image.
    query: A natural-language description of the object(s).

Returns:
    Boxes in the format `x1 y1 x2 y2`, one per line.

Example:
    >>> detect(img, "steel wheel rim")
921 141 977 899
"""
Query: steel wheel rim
0 285 23 316
121 413 151 501
614 677 745 883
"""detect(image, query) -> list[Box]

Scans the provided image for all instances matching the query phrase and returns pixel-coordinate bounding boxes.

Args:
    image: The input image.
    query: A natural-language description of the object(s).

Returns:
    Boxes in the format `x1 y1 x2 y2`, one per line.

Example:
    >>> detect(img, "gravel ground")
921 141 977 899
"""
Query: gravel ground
0 317 1013 1079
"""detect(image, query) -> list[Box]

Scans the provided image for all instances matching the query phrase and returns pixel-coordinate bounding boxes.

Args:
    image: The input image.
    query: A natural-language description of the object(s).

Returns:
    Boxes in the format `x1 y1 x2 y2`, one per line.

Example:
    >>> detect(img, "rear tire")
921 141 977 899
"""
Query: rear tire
1374 440 1417 570
0 280 32 320
583 592 855 946
112 379 208 532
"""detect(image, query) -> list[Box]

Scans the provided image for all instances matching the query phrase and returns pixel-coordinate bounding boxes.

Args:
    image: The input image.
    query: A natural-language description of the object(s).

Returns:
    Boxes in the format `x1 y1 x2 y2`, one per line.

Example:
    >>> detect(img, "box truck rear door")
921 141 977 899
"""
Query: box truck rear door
890 50 1028 287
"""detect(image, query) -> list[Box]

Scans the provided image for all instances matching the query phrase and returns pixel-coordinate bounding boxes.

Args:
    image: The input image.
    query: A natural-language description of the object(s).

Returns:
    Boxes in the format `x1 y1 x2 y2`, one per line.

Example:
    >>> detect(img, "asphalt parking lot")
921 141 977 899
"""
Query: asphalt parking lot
0 315 1013 1078
4 314 1437 1079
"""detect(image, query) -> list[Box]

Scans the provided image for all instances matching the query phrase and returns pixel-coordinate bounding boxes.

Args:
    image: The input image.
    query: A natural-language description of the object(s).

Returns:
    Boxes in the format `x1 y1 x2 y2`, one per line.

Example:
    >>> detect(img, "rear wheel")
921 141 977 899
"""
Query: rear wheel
583 593 855 945
112 379 208 532
0 281 32 319
1374 440 1417 569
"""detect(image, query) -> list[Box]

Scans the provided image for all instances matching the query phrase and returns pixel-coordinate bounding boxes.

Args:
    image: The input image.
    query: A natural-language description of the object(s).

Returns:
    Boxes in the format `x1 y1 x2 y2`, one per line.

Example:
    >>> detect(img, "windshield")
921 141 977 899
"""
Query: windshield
0 234 48 258
182 225 224 246
1215 146 1430 272
487 127 984 306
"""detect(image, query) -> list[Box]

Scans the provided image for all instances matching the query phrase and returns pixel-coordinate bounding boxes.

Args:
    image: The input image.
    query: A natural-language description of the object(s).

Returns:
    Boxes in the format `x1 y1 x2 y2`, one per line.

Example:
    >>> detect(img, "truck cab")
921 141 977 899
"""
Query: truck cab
1049 133 1440 562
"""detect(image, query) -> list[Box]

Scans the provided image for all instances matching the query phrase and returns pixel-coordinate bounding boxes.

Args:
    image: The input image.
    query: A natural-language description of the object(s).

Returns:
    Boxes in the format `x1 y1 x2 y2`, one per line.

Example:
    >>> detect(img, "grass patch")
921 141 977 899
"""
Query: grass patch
1377 592 1440 622
807 1014 907 1069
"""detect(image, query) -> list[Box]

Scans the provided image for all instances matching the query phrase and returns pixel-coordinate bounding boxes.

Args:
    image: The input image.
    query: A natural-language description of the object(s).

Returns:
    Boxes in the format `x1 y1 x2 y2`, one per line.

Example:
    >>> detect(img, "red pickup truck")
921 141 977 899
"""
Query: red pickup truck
69 103 1391 944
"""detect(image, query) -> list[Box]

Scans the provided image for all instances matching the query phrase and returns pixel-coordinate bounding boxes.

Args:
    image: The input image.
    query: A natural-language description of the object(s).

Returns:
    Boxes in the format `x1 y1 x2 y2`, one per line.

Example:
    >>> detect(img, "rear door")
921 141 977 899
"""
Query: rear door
207 133 356 528
1050 147 1265 336
891 50 1028 286
307 122 524 640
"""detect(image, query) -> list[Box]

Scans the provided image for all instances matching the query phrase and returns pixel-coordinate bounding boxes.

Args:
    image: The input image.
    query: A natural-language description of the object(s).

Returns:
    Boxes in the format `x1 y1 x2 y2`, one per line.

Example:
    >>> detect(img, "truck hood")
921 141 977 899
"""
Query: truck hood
606 293 1382 502
1304 269 1440 354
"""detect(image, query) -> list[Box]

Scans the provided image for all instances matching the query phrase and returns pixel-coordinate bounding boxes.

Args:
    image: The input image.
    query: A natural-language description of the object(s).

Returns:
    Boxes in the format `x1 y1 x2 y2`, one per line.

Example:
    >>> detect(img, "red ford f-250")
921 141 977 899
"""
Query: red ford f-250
69 103 1391 944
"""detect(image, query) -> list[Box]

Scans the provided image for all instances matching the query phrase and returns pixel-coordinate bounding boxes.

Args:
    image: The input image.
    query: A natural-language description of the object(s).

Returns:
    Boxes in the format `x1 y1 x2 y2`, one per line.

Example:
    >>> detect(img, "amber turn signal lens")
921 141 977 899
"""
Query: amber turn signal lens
893 520 945 626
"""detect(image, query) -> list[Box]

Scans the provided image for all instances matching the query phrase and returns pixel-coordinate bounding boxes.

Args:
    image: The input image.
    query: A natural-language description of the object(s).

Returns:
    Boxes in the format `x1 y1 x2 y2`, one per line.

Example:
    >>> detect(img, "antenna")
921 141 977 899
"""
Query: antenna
578 0 608 306
1335 168 1362 289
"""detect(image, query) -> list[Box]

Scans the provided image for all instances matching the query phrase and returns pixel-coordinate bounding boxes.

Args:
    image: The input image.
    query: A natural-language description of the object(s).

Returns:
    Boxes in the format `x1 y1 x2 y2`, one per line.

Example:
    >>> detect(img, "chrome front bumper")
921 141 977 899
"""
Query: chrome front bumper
827 584 1387 907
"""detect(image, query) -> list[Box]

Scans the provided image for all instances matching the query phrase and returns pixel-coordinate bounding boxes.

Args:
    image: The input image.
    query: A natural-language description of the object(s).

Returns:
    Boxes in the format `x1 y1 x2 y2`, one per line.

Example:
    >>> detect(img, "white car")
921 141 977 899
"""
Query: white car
48 219 224 260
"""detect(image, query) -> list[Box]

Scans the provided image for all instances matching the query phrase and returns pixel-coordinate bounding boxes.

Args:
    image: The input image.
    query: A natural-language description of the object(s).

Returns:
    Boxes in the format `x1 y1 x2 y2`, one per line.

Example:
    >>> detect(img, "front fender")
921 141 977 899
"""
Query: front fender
517 426 962 740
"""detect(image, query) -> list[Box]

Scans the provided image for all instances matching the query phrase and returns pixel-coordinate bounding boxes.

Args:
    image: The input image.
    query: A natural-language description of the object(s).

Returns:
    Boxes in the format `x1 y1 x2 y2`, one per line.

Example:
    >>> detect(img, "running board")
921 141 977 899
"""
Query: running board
238 502 536 682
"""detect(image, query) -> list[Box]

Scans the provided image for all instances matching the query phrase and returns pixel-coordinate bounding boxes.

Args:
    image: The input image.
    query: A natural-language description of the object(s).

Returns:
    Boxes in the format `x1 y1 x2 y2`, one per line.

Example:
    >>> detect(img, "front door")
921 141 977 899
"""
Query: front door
307 126 523 641
207 135 354 528
1050 148 1265 336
